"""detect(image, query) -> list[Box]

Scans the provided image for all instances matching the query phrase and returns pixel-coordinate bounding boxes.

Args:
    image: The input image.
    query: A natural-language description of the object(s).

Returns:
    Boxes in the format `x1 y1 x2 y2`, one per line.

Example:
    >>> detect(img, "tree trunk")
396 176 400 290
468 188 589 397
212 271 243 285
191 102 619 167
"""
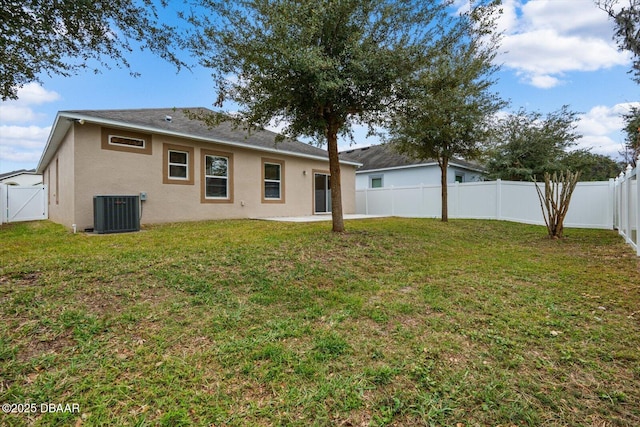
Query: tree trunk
440 156 448 222
326 118 345 233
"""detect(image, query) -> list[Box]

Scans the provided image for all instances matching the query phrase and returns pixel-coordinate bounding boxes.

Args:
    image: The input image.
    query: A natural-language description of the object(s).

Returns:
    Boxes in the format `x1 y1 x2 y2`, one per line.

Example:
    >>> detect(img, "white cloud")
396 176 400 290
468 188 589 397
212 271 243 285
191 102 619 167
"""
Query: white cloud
10 82 61 105
0 83 60 123
0 83 59 171
0 126 51 148
576 102 640 157
497 0 630 87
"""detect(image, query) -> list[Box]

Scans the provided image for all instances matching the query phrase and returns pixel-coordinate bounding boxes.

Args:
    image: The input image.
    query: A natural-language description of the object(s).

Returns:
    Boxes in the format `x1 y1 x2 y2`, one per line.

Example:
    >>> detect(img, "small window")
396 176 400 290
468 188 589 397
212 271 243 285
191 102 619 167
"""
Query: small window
169 150 188 179
264 164 281 198
455 174 464 183
262 158 285 203
101 127 152 155
370 176 383 188
110 135 145 148
163 144 194 185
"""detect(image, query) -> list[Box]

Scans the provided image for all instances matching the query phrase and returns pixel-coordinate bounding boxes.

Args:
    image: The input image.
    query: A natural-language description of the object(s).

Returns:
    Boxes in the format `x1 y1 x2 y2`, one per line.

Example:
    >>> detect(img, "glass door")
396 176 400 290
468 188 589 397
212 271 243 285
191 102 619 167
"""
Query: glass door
314 173 331 213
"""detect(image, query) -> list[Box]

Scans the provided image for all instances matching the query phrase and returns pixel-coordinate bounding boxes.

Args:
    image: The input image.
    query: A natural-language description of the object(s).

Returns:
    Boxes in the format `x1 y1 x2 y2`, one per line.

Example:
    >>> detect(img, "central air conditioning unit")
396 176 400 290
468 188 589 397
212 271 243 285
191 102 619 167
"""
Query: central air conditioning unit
93 195 140 234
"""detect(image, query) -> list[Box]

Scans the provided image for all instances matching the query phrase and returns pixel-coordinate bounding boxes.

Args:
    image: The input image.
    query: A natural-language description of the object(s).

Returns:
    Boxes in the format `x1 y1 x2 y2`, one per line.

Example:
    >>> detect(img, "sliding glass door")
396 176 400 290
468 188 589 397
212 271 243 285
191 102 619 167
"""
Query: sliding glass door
314 173 331 214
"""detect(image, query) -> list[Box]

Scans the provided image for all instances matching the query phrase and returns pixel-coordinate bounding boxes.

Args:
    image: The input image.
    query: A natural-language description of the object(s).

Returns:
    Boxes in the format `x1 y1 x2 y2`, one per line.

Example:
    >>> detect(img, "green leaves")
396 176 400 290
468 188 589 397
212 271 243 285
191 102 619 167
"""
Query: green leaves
1 0 185 100
485 106 584 181
184 0 455 141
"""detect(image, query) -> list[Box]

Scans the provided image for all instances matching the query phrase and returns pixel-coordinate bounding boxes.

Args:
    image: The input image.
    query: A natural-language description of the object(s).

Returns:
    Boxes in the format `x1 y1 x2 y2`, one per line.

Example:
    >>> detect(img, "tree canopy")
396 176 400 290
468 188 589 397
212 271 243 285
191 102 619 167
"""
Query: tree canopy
620 105 640 166
182 0 465 231
388 1 506 221
598 0 640 83
485 106 583 181
0 0 184 100
562 150 622 181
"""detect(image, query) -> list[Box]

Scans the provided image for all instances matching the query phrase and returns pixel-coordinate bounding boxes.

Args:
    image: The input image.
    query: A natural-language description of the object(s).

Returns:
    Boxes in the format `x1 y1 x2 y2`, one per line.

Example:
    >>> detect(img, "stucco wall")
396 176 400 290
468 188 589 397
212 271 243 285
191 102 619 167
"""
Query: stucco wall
64 123 356 230
44 127 76 228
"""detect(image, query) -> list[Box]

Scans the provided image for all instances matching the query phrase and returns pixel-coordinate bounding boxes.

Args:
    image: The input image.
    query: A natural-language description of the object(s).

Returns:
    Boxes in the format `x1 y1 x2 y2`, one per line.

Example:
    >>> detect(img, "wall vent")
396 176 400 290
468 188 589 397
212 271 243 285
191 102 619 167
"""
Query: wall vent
93 195 140 234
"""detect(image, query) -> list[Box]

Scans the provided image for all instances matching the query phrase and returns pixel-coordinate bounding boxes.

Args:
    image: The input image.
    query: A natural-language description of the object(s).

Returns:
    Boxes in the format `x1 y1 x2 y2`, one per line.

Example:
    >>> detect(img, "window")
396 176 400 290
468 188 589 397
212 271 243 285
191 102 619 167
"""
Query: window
201 149 233 203
205 156 228 198
262 158 285 203
101 127 152 155
455 174 464 183
169 151 188 178
163 144 194 185
110 135 145 148
370 175 383 188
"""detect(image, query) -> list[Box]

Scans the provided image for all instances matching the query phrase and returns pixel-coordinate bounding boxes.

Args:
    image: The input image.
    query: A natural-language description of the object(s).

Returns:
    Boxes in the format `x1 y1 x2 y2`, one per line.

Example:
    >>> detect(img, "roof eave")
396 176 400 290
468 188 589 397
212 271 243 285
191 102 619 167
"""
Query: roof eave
39 112 362 168
36 113 72 174
356 161 485 174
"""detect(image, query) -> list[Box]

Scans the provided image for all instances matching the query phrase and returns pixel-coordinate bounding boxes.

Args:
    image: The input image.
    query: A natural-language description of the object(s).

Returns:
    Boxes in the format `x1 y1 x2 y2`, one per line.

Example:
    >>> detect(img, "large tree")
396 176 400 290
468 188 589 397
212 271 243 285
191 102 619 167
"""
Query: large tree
182 0 462 232
0 0 184 100
485 106 582 181
598 0 640 83
387 1 505 222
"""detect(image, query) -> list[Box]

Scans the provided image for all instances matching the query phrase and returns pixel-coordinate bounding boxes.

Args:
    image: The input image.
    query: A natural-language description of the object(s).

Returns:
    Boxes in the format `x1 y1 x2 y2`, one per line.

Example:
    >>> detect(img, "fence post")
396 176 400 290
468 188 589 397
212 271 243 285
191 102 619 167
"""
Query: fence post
496 179 502 221
636 156 640 256
0 184 6 225
451 181 459 219
619 171 625 237
625 165 633 246
364 188 369 215
391 185 395 216
607 178 615 229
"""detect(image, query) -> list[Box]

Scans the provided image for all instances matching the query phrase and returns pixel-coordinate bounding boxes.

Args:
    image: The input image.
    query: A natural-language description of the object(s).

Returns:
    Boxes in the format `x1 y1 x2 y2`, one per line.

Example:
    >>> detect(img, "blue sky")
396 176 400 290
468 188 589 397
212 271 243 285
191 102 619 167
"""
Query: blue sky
1 0 638 174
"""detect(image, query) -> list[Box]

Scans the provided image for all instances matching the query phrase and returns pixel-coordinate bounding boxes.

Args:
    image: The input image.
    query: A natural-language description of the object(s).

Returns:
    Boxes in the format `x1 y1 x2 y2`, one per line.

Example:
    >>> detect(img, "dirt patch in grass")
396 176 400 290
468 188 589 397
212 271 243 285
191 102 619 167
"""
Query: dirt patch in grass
16 329 75 364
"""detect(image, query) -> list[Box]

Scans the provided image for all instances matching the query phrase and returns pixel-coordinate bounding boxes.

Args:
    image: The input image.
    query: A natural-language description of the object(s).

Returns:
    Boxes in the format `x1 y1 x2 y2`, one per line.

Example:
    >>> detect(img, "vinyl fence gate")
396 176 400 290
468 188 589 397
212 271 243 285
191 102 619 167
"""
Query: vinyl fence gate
0 184 48 224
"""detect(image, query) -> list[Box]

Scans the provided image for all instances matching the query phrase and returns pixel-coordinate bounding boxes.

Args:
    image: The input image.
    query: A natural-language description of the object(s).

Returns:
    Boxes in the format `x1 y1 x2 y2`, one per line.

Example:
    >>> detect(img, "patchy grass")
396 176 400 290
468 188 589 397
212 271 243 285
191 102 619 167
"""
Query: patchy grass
0 218 639 426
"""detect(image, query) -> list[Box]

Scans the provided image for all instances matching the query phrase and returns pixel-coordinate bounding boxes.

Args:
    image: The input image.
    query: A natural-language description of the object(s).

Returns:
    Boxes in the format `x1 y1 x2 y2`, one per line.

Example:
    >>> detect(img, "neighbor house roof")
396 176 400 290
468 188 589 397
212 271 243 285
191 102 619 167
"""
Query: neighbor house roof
36 107 361 173
0 169 39 180
339 144 484 173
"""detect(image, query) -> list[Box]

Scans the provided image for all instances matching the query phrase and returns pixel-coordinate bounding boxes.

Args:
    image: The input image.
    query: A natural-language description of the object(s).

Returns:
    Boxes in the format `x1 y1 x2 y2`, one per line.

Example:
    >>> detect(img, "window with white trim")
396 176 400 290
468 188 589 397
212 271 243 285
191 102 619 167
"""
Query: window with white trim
370 175 383 188
109 135 145 149
168 150 189 180
205 155 229 199
264 162 281 199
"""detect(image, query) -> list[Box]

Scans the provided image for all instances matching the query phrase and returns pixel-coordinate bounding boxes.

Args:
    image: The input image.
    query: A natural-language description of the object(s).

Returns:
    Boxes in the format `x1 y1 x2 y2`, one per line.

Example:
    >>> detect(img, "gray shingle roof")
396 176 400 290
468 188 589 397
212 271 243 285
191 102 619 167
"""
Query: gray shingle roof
0 169 35 180
339 144 484 172
62 107 333 159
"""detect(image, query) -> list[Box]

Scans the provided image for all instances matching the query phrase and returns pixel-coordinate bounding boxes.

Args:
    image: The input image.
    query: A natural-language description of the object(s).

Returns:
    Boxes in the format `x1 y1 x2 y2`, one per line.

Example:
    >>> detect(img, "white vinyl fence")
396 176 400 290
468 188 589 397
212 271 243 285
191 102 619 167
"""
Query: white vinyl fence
614 161 639 255
0 184 48 225
357 179 615 229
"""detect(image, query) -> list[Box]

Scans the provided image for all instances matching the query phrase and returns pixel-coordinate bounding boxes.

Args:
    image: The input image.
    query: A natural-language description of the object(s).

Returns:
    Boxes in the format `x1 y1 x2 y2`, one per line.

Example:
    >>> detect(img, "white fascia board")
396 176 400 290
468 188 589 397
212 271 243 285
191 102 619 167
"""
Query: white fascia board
356 162 437 174
356 161 484 175
36 113 73 174
52 112 362 167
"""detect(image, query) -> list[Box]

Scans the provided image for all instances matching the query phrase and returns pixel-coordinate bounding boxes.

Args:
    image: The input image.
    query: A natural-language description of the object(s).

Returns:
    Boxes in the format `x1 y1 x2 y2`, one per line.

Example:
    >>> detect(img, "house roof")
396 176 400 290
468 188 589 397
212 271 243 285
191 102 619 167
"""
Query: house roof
36 107 361 173
339 144 484 173
0 169 38 180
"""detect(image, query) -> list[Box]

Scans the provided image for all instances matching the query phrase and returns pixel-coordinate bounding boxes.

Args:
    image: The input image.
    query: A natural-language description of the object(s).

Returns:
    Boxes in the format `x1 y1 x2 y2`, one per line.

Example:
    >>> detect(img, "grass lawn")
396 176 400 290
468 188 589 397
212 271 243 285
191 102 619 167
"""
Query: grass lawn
0 218 639 426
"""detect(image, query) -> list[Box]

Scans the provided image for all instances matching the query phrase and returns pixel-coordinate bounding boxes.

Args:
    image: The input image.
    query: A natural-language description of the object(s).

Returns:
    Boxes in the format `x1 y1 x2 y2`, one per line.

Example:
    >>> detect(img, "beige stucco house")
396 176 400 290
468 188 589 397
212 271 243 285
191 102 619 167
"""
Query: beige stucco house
36 108 360 231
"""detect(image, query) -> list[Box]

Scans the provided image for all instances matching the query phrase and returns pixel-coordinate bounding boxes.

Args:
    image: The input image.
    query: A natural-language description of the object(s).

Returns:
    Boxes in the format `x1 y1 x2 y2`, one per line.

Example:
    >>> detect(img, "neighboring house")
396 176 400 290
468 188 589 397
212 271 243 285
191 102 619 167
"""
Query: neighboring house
0 169 43 186
340 144 485 189
36 108 360 231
